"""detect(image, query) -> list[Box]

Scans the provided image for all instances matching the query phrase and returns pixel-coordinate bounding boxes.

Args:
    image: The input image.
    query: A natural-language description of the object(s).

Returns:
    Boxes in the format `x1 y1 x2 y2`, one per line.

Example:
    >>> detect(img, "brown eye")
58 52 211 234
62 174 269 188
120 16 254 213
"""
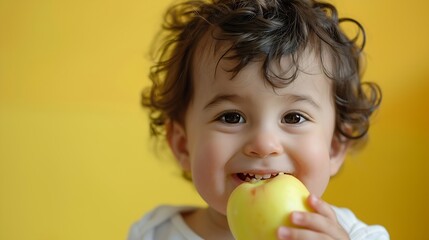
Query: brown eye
282 113 307 124
218 112 245 124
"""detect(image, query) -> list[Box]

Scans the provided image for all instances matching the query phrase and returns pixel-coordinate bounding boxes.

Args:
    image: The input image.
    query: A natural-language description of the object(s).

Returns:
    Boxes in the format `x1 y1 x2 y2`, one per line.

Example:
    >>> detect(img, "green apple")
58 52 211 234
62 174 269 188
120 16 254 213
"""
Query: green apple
227 174 312 240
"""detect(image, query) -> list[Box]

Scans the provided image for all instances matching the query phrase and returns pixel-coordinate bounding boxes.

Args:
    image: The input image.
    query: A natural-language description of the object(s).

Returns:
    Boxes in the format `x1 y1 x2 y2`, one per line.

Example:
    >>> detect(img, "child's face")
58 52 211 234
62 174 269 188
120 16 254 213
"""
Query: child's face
168 40 347 215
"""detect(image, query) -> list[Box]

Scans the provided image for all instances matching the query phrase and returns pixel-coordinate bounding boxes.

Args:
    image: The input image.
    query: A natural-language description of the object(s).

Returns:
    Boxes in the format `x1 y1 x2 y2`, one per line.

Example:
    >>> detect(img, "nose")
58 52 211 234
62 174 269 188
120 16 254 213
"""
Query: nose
243 130 284 158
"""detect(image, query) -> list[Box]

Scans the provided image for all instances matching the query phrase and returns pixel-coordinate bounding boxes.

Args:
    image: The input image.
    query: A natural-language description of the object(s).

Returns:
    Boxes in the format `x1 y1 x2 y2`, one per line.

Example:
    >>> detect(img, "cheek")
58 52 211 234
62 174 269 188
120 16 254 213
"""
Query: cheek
189 134 226 172
191 143 221 180
290 135 332 197
187 130 240 174
188 133 237 215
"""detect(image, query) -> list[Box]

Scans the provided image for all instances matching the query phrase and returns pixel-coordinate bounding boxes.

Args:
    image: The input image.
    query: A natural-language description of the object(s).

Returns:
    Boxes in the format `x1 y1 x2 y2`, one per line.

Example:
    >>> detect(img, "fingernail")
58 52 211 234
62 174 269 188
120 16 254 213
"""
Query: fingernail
278 227 291 238
309 194 319 204
292 212 303 224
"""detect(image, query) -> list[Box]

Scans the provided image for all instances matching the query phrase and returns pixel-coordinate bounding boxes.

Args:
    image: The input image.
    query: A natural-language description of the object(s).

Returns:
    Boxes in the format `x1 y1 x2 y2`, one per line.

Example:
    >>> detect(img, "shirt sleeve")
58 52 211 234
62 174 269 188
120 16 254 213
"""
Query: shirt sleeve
128 205 201 240
332 206 390 240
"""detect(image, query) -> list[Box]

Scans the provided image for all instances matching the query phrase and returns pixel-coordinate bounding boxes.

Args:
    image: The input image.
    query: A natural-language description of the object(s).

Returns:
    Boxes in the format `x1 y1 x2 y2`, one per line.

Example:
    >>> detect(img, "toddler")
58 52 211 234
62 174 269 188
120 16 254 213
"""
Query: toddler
129 0 389 239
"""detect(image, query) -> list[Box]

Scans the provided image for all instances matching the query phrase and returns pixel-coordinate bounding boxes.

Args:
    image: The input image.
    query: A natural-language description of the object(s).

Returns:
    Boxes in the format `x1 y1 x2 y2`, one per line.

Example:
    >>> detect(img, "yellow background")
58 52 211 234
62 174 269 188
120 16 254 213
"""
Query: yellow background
1 0 428 239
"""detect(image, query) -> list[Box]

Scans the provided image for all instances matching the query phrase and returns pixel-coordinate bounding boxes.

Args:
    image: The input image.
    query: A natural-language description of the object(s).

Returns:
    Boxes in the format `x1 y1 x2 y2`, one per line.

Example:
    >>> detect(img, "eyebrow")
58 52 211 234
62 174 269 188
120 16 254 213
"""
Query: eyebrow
203 93 321 110
287 94 321 109
203 94 242 110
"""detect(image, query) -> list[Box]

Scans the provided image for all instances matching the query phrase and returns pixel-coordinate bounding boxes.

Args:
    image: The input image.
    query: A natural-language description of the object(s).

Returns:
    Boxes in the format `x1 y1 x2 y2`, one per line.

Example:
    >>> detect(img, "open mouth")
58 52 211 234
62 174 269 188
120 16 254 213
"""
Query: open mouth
236 172 287 183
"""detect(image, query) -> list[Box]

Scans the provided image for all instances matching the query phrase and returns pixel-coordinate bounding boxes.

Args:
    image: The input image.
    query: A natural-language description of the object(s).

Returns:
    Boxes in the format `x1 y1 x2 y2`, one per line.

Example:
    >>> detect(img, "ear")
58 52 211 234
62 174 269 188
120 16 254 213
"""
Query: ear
329 134 349 176
166 120 191 172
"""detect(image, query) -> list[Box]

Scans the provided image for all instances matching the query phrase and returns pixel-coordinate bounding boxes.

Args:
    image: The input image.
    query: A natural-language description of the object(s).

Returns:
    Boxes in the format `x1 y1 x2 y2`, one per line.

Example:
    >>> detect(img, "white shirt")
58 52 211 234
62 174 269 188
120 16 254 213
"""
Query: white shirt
128 205 389 240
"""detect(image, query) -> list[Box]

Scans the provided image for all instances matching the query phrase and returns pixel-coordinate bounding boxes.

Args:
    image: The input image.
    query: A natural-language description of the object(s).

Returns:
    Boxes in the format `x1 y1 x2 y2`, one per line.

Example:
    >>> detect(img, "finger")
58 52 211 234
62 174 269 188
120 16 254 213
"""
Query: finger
277 226 332 240
290 211 348 239
290 211 332 232
308 194 337 221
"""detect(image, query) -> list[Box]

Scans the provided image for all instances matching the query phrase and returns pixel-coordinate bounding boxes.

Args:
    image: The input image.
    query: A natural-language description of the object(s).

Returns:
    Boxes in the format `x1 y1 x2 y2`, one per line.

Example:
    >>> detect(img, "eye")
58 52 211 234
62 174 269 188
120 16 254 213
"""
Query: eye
282 112 308 124
216 111 246 124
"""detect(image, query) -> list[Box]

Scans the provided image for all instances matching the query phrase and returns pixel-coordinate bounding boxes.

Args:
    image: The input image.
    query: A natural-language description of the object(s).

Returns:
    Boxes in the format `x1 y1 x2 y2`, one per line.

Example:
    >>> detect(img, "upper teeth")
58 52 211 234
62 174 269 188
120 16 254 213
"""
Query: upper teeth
241 172 285 183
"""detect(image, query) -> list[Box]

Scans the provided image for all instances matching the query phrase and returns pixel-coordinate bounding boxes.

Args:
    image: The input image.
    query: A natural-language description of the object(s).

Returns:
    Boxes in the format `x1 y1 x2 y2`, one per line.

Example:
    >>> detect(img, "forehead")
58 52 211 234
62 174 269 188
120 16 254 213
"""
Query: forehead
188 32 336 129
192 31 233 80
191 37 335 116
192 31 332 87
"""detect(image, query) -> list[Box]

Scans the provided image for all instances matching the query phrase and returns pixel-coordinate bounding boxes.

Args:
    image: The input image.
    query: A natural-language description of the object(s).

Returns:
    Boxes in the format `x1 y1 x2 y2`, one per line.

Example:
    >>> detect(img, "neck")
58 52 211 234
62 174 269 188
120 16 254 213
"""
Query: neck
182 206 234 240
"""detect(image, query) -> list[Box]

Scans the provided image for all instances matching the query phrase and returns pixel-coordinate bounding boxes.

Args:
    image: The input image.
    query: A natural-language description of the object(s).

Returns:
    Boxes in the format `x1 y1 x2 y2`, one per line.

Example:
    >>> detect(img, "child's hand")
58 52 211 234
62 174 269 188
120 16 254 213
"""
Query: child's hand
277 195 349 240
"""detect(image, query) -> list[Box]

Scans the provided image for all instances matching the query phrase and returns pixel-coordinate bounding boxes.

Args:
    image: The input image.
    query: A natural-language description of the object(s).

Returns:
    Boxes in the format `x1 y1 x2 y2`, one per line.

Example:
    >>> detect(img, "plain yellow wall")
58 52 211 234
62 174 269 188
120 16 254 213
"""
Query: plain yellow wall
1 0 428 239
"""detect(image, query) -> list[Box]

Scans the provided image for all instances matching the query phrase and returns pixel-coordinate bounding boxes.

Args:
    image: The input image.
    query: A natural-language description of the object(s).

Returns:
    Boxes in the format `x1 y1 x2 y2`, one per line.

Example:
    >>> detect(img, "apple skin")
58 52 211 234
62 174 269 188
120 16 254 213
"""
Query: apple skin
227 174 312 240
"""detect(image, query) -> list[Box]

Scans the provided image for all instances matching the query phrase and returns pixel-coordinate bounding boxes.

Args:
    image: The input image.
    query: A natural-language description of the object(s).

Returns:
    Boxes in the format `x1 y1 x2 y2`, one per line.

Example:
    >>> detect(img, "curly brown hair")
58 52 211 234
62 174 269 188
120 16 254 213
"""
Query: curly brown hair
142 0 381 145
